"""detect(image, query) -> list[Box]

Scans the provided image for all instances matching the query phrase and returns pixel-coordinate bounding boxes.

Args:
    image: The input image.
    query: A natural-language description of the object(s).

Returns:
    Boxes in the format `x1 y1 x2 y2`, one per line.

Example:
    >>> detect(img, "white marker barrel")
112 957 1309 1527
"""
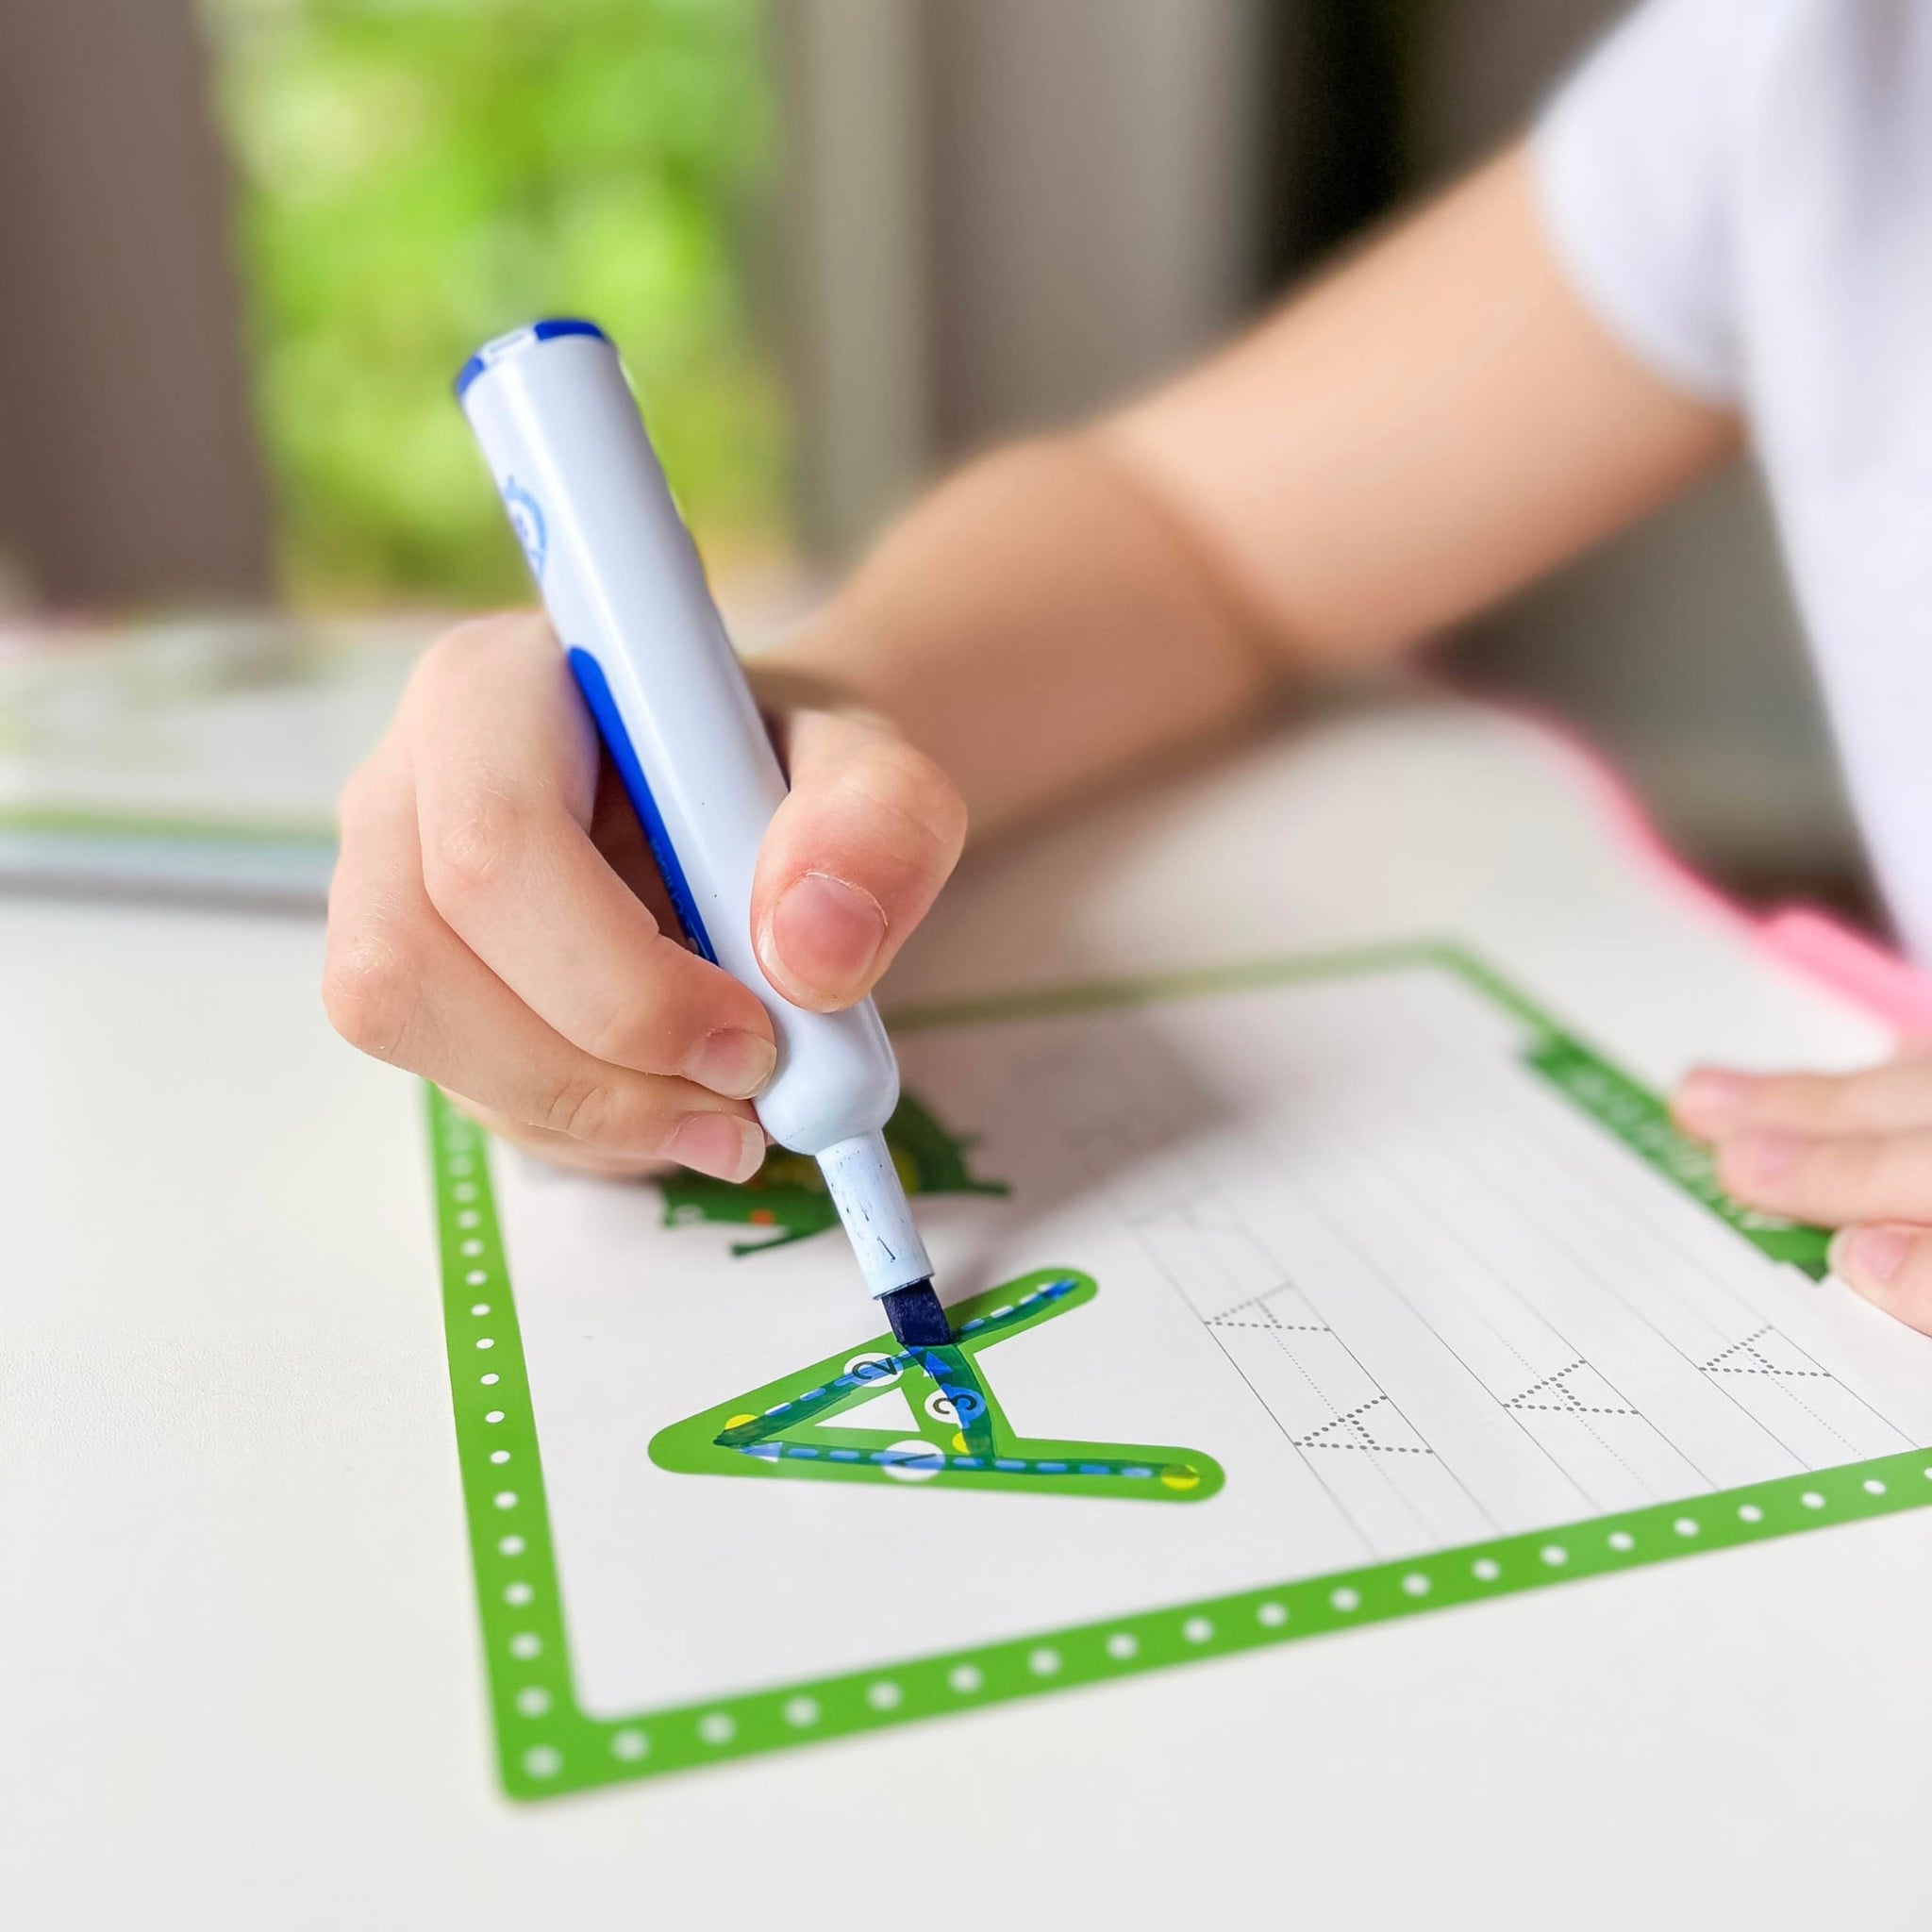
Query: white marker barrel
458 320 929 1296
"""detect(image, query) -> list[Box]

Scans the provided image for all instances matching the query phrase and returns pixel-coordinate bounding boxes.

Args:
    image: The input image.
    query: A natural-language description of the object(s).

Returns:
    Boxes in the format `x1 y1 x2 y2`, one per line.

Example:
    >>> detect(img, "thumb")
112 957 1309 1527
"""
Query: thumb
751 706 967 1011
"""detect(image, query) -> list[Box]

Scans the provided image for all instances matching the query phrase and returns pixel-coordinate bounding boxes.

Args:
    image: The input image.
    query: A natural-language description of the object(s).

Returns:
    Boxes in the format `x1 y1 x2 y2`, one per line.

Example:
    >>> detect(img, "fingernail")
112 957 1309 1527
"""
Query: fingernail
762 872 886 1007
670 1113 765 1184
1674 1069 1754 1132
681 1025 777 1099
1830 1225 1907 1289
1727 1128 1803 1182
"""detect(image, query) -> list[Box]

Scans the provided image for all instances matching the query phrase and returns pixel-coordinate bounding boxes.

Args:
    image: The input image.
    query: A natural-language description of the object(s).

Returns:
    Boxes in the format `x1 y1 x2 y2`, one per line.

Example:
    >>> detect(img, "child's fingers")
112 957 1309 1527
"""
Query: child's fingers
1827 1224 1932 1337
440 1093 686 1178
1716 1124 1932 1229
325 745 764 1183
1674 1058 1932 1139
402 616 778 1098
750 706 967 1011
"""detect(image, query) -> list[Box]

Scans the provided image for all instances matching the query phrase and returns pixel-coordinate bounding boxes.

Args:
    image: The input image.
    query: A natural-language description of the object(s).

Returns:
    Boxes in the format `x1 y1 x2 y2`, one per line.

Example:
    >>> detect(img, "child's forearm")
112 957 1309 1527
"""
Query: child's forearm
770 433 1280 838
772 145 1740 839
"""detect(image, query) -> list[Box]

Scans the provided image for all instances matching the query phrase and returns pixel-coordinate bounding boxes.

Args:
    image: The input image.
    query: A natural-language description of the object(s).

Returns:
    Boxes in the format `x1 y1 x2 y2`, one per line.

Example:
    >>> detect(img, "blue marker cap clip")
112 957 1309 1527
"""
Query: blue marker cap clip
453 317 609 401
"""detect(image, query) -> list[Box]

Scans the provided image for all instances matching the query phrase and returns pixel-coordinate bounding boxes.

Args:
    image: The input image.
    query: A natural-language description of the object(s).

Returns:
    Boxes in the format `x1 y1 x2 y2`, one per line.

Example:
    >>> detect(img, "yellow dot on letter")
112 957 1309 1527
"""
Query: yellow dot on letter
724 1414 758 1429
952 1431 968 1454
1160 1466 1201 1492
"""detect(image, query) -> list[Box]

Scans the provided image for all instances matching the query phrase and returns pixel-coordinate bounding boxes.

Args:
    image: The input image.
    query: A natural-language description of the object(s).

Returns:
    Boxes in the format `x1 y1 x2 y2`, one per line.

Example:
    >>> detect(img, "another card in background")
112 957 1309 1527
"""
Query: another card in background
425 944 1932 1799
0 616 429 905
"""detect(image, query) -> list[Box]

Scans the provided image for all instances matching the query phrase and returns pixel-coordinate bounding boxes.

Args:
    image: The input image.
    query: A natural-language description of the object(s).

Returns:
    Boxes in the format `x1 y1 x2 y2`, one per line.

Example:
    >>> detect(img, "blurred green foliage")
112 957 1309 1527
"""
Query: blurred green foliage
202 0 789 605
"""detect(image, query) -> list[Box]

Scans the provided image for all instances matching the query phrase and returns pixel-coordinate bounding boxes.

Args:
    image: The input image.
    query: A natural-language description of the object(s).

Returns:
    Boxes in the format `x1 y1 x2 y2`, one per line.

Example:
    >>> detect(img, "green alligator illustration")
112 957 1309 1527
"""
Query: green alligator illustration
658 1091 1008 1256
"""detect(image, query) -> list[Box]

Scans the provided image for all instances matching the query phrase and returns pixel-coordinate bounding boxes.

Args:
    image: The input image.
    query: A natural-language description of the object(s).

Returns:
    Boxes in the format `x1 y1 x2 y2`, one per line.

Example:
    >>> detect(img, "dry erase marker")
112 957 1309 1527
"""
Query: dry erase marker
456 318 950 1349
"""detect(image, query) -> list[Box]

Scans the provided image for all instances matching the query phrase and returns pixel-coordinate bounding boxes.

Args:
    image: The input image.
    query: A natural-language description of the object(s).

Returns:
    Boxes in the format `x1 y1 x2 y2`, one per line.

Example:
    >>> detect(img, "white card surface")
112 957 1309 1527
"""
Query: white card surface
452 932 1932 1792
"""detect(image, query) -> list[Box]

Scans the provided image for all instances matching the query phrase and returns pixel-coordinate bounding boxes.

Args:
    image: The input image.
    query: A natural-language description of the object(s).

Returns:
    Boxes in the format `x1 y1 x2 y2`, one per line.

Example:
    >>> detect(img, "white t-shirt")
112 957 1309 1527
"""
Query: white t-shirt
1532 0 1932 957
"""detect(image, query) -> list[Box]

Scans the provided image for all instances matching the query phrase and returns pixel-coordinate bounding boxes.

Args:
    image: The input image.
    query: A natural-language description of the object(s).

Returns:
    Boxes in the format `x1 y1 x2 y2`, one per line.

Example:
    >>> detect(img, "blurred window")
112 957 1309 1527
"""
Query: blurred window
200 0 789 605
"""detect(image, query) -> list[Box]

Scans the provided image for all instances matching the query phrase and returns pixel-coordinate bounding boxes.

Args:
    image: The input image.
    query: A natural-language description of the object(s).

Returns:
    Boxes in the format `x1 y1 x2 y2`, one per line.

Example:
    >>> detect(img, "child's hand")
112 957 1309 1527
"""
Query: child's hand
323 612 966 1180
1674 1055 1932 1335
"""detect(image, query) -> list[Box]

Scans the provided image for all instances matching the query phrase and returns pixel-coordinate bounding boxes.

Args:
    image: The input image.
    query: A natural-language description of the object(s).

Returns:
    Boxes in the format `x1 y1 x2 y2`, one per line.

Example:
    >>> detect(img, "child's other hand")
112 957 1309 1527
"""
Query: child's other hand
323 613 966 1179
1673 1054 1932 1336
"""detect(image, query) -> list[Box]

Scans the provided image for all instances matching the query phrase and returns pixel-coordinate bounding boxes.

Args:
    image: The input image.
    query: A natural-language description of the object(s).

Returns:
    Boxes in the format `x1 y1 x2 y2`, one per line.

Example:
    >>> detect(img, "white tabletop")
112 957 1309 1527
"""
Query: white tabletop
7 706 1930 1930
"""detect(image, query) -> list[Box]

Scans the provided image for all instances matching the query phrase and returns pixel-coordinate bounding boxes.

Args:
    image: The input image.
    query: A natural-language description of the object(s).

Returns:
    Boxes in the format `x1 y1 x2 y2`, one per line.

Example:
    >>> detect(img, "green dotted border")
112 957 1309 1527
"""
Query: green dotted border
426 948 1932 1801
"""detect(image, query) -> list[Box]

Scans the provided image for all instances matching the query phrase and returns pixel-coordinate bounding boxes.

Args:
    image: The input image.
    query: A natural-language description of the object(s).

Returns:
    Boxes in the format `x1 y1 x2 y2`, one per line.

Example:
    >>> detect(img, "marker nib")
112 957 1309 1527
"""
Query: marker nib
882 1280 952 1348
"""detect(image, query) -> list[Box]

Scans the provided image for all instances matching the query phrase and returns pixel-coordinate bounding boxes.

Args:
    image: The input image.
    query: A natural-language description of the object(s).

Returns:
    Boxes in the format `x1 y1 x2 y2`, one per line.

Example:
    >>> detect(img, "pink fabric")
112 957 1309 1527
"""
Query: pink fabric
1756 908 1932 1037
1499 699 1932 1033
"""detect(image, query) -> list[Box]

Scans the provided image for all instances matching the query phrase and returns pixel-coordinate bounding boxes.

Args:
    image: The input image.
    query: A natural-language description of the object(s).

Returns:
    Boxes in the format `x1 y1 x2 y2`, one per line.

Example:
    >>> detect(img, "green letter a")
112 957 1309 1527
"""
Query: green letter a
649 1270 1224 1503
